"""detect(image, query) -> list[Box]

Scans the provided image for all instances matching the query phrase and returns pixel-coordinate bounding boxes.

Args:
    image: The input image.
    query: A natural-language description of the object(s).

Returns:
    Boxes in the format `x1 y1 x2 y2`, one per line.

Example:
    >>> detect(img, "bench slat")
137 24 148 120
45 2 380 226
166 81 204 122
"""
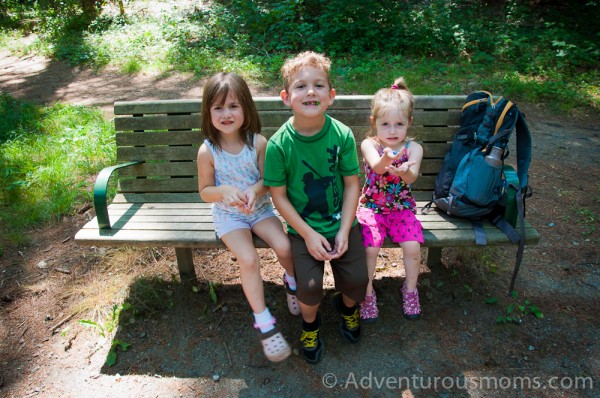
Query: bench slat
115 114 201 132
114 99 202 115
116 131 202 146
117 146 199 161
113 193 202 203
119 178 198 193
118 162 197 177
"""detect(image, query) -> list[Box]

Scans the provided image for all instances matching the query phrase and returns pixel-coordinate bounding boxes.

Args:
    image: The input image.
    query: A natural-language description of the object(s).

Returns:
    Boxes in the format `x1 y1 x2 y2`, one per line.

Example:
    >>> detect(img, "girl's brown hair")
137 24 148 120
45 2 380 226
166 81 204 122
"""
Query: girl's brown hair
367 77 415 138
201 72 260 149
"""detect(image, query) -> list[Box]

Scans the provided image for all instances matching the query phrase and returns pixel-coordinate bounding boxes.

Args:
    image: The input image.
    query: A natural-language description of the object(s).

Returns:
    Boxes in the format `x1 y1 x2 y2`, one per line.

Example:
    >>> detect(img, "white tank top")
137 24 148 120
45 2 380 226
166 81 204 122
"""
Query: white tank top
204 136 270 215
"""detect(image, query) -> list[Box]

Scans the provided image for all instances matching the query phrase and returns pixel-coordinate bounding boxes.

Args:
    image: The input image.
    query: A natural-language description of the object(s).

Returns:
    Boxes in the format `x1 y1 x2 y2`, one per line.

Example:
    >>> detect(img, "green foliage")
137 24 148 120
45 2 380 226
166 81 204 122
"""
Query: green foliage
0 94 115 240
495 291 544 325
1 1 599 110
79 302 132 366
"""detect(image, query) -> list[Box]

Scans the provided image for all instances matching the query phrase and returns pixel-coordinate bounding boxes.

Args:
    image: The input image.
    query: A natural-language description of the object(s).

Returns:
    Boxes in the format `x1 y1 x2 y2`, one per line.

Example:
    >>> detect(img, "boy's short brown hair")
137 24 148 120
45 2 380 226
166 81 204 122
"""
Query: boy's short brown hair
281 51 332 92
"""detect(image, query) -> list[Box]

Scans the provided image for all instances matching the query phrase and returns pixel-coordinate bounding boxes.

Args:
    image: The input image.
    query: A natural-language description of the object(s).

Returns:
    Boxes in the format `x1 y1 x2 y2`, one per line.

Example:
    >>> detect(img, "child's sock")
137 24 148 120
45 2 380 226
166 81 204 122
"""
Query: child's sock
339 298 357 316
253 308 275 333
302 317 320 331
284 272 297 292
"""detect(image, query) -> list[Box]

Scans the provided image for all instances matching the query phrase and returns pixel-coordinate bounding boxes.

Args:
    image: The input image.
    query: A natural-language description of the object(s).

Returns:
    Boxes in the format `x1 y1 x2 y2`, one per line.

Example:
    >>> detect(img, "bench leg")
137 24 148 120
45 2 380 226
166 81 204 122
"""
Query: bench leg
426 247 443 268
175 248 197 282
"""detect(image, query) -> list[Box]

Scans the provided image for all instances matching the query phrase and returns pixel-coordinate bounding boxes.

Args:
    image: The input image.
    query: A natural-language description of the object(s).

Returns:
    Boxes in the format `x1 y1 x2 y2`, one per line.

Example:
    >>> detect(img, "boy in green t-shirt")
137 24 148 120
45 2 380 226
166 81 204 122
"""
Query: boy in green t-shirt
264 51 368 364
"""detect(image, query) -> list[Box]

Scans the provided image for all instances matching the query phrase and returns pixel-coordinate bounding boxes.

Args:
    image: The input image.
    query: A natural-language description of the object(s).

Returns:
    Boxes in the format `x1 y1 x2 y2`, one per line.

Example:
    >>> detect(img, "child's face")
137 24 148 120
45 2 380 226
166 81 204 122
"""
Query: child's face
372 107 413 149
210 92 244 137
281 66 335 119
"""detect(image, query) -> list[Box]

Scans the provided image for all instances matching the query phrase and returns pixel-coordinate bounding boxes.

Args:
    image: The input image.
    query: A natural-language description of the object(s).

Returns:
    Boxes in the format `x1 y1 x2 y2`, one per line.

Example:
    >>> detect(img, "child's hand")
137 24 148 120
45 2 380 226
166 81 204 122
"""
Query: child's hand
328 231 349 259
305 230 335 261
241 188 257 214
385 160 416 177
221 186 247 208
382 147 403 161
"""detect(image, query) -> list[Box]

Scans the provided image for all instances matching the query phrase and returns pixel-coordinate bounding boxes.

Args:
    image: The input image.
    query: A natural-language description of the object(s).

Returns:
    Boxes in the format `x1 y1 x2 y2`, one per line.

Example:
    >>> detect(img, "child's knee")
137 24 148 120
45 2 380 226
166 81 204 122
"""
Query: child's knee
272 239 292 260
298 277 323 300
402 243 421 262
237 252 260 271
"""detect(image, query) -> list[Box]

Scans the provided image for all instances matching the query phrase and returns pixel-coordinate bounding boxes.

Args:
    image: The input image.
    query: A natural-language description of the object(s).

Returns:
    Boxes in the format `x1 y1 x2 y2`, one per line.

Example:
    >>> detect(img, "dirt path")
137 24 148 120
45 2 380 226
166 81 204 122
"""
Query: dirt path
0 51 599 397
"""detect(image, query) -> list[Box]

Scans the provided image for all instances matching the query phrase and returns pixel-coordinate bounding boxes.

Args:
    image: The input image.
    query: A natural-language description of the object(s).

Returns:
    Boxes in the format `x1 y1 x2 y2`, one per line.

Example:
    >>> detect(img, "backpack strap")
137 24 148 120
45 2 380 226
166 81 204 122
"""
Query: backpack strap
508 187 527 295
514 111 532 189
471 218 487 246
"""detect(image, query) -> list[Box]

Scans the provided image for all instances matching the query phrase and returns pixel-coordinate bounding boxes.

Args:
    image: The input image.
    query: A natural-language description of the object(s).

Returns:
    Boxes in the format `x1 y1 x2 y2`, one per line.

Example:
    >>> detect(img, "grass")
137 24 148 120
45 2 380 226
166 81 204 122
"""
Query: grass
0 93 115 244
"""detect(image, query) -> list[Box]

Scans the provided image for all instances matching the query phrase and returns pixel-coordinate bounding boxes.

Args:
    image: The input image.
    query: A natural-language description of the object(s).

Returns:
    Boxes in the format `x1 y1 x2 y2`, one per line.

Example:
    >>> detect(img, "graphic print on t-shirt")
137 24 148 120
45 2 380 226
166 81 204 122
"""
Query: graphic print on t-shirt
299 145 342 223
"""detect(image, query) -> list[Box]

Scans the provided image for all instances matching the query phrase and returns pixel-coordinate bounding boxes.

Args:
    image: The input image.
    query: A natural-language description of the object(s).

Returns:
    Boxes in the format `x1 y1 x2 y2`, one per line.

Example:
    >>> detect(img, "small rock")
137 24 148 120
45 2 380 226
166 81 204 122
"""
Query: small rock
37 260 48 269
547 222 555 227
528 345 535 351
212 373 220 382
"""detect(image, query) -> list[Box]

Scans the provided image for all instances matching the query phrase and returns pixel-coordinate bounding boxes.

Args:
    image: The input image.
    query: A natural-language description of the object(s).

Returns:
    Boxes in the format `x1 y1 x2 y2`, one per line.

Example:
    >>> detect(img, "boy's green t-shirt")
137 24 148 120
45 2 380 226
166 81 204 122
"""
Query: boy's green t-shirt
264 114 360 238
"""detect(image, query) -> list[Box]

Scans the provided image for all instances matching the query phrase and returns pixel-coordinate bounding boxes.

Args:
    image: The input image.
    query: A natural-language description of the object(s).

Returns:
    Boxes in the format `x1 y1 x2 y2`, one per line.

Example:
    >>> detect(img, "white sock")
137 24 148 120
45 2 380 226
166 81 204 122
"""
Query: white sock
253 308 275 333
284 272 297 291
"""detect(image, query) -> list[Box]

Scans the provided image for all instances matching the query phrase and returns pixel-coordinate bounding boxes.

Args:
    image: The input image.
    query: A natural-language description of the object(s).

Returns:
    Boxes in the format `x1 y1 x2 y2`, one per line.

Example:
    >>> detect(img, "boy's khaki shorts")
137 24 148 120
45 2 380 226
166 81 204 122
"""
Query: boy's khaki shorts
289 225 368 306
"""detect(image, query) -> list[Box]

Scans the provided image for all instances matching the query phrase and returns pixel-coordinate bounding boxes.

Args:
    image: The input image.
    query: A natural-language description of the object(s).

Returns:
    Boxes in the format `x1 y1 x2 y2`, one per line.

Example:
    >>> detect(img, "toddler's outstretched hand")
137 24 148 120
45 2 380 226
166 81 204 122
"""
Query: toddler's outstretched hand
382 147 403 161
386 160 416 177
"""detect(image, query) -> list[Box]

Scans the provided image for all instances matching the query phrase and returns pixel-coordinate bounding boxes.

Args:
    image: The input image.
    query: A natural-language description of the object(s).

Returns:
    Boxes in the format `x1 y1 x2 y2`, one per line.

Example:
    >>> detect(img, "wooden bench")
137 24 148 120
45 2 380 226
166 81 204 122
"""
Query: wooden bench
74 96 540 282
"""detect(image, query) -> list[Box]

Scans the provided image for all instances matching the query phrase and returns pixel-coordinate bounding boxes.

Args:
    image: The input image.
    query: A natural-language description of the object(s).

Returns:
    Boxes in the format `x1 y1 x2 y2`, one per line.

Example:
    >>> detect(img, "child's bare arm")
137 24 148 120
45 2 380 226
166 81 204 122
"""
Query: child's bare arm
242 134 269 212
361 138 400 174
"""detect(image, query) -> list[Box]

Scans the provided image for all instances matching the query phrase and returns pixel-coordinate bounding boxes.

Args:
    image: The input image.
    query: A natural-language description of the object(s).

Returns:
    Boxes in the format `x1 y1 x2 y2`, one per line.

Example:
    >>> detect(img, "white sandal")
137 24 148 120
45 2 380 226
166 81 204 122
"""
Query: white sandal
254 318 291 363
284 275 301 316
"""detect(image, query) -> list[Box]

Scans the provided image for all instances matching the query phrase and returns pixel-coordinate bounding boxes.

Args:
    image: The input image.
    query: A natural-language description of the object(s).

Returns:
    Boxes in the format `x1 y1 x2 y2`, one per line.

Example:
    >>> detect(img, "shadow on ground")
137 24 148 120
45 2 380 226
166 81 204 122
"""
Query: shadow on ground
97 257 599 397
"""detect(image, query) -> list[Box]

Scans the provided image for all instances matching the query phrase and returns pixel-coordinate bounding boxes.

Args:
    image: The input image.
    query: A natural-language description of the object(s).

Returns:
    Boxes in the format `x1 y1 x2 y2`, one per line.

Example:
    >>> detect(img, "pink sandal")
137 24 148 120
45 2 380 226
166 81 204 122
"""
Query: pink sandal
359 292 379 324
401 284 421 320
254 318 291 362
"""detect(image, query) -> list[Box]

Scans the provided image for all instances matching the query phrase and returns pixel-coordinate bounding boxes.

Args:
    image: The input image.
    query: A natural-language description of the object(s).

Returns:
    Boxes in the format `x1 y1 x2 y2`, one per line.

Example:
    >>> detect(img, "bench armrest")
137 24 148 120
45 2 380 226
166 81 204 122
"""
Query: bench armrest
94 161 143 230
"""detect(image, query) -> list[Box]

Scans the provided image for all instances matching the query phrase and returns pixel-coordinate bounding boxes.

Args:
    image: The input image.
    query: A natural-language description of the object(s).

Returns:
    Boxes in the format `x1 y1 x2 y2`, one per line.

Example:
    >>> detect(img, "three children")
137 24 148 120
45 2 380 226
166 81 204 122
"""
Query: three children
199 53 424 365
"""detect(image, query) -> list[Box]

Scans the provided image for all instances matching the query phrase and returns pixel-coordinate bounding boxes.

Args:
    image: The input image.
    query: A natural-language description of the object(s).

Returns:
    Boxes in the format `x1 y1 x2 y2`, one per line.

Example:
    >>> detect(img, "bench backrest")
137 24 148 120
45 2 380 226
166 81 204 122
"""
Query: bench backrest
113 95 465 203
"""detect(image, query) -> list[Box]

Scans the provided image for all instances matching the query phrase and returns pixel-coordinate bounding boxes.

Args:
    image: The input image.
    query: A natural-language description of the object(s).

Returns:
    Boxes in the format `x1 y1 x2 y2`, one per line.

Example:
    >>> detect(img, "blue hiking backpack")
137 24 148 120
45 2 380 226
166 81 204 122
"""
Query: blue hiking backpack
427 91 532 294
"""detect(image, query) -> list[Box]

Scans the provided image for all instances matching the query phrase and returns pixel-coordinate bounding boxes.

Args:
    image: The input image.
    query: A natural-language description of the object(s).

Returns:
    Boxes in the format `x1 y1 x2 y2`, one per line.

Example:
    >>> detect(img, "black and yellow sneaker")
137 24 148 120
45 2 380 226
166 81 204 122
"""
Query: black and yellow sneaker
334 293 361 344
300 313 324 364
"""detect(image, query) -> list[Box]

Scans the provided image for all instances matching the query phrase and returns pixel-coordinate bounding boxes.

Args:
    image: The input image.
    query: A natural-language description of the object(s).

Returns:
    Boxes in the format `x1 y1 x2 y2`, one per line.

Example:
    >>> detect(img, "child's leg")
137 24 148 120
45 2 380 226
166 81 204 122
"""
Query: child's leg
252 216 294 278
252 216 299 315
400 241 421 291
221 226 291 362
365 246 380 296
220 229 265 314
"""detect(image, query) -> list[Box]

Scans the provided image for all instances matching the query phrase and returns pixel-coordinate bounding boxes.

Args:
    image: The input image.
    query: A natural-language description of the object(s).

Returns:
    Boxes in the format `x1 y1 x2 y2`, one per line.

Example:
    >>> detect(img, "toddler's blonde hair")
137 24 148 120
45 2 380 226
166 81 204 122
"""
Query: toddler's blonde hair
367 77 415 138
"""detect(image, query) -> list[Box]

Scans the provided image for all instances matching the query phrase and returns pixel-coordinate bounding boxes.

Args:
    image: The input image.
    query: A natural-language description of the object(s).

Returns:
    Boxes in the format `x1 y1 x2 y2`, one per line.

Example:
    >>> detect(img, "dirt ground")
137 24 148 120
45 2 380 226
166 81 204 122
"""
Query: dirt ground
0 50 599 397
